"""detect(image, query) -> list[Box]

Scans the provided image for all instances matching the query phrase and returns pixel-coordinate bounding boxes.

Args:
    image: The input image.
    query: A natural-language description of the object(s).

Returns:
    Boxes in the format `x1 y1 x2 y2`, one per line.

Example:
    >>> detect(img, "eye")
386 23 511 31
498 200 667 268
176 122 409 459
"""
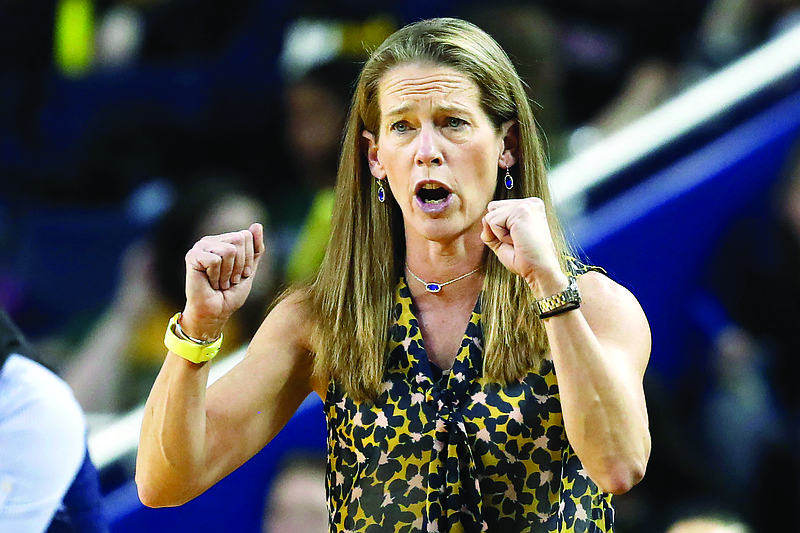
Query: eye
445 117 466 128
390 121 411 133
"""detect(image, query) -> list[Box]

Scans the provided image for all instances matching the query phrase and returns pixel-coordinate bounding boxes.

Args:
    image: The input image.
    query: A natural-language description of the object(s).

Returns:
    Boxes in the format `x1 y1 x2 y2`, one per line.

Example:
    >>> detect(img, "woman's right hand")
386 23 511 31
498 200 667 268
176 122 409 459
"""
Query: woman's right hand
180 222 265 340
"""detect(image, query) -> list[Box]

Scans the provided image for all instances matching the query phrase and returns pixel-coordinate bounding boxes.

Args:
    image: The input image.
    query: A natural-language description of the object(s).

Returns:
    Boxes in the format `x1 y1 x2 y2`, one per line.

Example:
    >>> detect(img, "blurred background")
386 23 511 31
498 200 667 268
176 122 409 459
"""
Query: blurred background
2 0 800 531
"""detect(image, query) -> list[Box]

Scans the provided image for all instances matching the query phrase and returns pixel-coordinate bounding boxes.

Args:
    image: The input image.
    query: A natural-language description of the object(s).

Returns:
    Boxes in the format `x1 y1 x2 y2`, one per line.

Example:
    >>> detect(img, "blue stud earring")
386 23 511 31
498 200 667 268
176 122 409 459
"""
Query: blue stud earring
504 167 513 190
377 180 385 203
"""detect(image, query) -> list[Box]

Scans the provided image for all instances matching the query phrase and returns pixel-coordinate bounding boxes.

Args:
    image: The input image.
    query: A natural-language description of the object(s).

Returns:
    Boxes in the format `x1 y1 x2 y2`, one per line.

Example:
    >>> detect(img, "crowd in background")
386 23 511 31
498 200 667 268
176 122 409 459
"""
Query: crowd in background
2 0 800 531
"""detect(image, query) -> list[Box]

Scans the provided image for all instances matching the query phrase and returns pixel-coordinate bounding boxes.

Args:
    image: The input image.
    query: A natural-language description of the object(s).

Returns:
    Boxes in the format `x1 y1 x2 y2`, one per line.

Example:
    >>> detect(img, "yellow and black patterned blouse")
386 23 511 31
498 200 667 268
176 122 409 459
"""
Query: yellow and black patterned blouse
325 277 613 532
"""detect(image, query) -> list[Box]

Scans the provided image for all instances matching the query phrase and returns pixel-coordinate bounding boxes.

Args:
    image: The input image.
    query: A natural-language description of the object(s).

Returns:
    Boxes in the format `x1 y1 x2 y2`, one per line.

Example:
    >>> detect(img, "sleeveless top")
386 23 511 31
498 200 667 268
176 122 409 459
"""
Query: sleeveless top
324 277 614 533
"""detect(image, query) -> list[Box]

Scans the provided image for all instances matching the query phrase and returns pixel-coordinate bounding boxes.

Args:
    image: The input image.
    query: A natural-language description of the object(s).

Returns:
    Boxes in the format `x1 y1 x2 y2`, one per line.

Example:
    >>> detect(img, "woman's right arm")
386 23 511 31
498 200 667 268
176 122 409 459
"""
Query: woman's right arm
135 223 316 507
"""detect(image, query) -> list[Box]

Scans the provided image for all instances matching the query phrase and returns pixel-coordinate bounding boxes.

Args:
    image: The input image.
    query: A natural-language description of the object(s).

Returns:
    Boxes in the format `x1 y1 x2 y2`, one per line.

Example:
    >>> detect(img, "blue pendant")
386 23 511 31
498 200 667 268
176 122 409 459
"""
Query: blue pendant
504 174 513 189
378 185 385 203
425 283 442 293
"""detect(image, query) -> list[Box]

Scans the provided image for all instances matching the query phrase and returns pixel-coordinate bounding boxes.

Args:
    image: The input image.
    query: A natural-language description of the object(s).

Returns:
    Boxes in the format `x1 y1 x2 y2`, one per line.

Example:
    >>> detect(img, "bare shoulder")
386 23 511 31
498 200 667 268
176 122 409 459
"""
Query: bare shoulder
576 271 651 373
245 290 327 395
576 270 644 318
253 291 315 353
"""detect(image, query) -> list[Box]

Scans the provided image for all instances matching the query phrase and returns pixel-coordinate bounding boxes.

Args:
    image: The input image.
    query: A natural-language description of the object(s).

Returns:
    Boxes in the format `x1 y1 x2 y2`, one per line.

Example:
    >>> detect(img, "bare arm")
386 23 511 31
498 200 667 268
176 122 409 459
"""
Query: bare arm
64 240 156 413
482 198 651 494
135 223 315 507
537 270 650 494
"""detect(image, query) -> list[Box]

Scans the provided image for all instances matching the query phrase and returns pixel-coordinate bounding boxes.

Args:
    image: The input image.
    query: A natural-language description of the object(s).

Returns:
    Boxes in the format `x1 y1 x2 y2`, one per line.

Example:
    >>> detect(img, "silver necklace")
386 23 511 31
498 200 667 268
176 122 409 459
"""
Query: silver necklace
405 263 481 293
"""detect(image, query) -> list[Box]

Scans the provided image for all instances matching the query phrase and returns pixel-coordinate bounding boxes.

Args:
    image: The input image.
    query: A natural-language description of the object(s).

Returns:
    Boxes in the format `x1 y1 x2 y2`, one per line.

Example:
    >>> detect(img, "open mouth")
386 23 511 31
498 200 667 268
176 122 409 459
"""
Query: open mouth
416 183 451 204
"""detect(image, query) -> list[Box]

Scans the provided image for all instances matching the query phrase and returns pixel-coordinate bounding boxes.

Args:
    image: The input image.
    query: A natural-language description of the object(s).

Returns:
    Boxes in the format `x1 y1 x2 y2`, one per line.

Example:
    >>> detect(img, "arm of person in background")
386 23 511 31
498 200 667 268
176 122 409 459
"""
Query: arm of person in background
689 289 765 387
135 223 317 507
587 57 673 138
63 240 157 414
482 198 651 494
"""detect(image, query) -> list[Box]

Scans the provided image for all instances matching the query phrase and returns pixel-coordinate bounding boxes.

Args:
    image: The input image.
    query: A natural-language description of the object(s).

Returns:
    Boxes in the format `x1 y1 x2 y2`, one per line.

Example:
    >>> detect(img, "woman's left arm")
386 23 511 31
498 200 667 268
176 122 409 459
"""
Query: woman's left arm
482 198 651 494
540 271 651 494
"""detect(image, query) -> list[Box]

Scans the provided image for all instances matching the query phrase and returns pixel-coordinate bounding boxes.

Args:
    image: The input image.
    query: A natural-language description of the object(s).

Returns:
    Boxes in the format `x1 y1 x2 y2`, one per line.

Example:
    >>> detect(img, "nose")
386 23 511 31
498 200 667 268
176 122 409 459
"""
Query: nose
415 125 442 167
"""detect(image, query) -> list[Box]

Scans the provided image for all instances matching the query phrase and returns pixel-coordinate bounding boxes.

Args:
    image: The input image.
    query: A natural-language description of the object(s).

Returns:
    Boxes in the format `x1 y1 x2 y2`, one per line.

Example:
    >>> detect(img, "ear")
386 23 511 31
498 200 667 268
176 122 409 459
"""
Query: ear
498 120 519 169
361 130 386 179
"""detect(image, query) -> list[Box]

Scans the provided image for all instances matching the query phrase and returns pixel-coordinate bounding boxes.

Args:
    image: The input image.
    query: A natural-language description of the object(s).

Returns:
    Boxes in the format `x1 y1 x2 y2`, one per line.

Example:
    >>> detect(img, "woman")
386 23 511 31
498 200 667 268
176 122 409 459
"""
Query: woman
136 18 651 532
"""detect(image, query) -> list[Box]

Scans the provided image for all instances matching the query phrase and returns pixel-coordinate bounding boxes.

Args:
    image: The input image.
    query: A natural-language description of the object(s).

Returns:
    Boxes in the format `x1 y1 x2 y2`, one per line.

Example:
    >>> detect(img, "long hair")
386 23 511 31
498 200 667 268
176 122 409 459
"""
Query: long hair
299 18 572 400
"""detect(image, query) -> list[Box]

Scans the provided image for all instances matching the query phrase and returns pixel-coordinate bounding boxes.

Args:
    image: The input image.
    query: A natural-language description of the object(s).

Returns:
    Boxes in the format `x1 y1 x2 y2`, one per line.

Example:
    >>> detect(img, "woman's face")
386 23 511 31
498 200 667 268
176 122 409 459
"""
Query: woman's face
364 62 515 244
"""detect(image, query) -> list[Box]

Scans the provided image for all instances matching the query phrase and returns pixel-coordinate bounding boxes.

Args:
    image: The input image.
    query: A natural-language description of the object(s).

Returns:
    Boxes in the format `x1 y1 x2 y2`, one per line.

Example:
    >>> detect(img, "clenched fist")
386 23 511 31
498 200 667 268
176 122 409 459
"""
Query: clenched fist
180 223 265 340
480 198 567 297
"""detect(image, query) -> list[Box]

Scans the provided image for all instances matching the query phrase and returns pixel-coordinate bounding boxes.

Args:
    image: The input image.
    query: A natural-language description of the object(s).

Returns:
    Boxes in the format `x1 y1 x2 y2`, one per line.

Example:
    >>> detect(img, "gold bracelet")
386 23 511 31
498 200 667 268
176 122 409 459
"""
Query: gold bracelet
164 313 223 364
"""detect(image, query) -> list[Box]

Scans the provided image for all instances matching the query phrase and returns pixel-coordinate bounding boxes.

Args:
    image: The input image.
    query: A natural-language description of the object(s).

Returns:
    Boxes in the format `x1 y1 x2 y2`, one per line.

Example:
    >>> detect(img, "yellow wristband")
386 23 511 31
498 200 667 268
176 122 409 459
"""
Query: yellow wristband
164 313 223 364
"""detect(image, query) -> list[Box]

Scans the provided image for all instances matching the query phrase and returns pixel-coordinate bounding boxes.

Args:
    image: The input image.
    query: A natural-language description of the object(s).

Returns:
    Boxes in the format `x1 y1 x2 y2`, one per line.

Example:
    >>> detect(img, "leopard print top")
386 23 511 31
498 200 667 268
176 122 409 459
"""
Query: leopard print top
324 277 613 532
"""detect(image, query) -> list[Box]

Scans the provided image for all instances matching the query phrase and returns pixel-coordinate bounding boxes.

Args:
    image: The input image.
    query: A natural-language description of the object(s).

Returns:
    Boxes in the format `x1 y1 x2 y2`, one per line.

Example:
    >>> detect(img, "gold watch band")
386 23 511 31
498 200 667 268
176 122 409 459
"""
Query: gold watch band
534 275 581 319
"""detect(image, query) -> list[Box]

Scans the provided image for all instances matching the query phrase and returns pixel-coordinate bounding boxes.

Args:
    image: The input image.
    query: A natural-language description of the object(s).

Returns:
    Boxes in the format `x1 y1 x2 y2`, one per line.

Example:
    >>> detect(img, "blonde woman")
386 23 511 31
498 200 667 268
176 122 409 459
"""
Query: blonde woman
136 18 651 532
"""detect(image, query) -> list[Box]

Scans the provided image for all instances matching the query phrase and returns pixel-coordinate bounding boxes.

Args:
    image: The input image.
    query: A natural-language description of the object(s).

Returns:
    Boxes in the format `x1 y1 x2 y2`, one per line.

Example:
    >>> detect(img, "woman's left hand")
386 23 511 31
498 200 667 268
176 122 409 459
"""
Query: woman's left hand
480 198 563 289
483 198 652 495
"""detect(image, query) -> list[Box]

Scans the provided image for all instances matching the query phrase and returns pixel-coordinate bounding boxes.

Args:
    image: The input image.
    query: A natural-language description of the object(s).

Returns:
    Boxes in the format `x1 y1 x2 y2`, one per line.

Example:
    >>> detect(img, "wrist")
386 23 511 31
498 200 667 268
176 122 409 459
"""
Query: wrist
178 310 226 342
533 274 581 320
165 313 223 364
529 270 570 300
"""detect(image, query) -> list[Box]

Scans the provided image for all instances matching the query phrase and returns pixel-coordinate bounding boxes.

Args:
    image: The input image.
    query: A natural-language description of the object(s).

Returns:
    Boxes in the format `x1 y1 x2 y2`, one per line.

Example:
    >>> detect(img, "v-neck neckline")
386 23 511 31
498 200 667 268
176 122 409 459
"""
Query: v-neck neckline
389 276 483 393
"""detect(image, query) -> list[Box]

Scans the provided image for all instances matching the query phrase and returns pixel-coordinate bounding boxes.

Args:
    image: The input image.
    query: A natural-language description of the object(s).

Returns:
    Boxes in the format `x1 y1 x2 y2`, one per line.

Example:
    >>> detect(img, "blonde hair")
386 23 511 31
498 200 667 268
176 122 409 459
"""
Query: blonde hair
299 18 572 400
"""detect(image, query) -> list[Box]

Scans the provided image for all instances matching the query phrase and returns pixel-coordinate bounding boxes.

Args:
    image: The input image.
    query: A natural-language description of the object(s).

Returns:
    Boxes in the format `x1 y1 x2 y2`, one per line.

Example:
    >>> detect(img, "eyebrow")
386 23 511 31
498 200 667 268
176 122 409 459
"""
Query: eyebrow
383 102 474 119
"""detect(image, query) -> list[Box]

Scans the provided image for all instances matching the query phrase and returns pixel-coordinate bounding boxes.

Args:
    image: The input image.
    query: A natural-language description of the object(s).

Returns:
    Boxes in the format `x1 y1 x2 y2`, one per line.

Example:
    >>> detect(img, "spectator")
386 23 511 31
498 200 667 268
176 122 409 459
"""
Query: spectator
536 0 711 153
664 508 751 533
698 0 800 69
690 136 800 528
282 57 362 282
261 454 327 533
0 306 107 532
63 174 277 414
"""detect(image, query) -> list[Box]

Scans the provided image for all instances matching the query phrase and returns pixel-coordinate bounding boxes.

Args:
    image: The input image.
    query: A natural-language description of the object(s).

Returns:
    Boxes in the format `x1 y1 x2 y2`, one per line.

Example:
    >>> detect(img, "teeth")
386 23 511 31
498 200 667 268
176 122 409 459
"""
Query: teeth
417 183 449 204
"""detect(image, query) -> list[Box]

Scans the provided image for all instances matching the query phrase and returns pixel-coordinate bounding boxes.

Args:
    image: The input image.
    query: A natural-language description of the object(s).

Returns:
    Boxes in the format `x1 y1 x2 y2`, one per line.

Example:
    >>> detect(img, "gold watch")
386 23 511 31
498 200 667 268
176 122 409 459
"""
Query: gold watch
534 275 581 319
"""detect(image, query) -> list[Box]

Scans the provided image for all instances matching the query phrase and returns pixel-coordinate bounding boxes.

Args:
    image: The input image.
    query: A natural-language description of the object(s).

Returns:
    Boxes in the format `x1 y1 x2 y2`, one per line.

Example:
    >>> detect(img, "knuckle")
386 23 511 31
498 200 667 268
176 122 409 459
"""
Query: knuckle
528 196 544 208
524 198 545 216
228 232 246 246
